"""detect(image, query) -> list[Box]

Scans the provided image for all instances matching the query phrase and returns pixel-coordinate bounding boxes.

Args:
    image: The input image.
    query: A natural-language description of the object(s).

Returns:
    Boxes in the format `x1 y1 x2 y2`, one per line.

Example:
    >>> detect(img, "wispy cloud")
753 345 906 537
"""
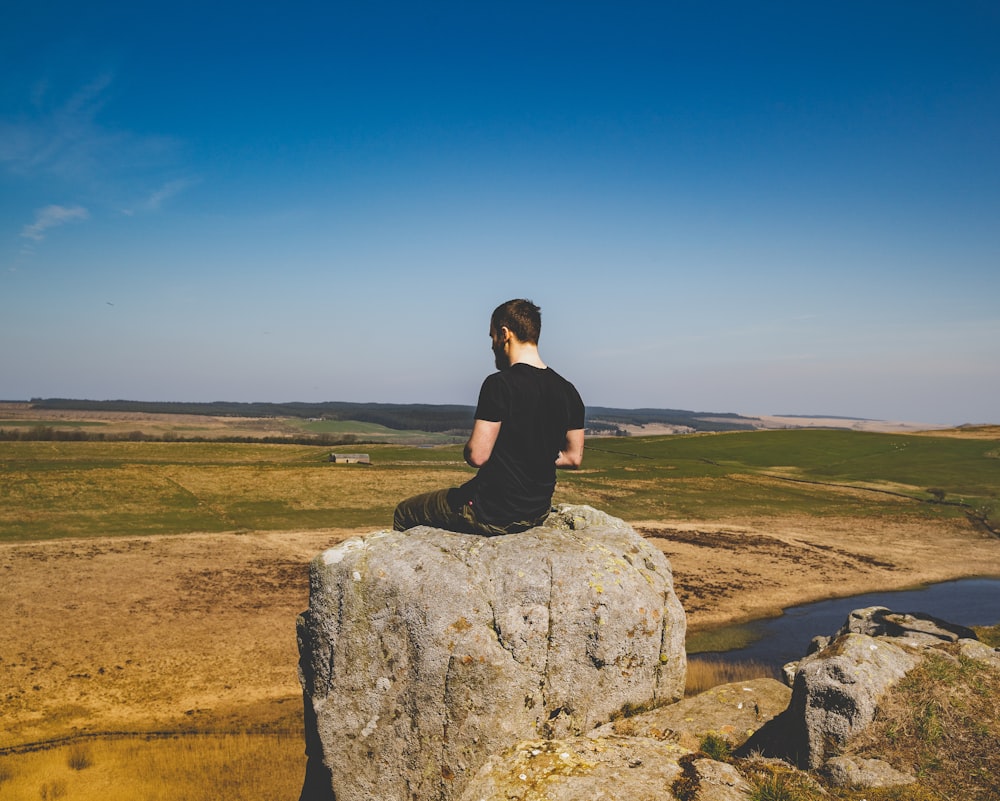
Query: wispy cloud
146 179 193 210
3 74 189 254
21 204 90 242
0 73 181 186
1 74 117 179
121 177 199 216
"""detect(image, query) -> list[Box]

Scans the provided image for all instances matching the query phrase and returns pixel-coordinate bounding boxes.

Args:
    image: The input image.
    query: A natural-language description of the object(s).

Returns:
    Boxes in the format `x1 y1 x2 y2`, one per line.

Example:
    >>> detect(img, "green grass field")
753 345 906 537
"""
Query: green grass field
575 429 999 528
2 428 996 542
288 417 465 444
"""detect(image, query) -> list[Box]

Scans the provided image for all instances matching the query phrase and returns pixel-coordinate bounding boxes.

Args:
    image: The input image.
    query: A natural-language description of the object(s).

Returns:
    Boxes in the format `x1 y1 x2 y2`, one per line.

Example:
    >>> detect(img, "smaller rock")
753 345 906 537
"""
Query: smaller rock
822 756 915 788
591 678 790 752
460 738 756 801
458 736 690 801
836 606 977 645
958 638 1000 670
689 757 753 800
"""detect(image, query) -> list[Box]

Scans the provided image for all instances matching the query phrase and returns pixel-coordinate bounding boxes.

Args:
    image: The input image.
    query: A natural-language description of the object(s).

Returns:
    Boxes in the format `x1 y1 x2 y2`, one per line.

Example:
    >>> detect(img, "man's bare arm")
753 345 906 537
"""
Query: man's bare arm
464 419 501 468
555 428 584 469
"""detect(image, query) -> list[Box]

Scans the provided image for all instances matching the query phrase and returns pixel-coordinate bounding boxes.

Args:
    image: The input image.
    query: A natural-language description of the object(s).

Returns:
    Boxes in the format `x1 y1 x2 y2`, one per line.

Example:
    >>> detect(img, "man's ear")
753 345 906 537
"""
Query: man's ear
500 325 513 344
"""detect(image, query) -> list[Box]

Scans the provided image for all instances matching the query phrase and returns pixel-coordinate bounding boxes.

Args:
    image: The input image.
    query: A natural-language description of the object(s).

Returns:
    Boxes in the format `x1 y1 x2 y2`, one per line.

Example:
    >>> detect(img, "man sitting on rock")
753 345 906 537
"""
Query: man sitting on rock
393 298 585 536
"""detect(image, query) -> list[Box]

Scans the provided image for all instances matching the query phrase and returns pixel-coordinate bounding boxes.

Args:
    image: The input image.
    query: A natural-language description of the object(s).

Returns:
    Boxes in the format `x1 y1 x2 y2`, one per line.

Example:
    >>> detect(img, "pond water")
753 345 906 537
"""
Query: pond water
687 577 1000 676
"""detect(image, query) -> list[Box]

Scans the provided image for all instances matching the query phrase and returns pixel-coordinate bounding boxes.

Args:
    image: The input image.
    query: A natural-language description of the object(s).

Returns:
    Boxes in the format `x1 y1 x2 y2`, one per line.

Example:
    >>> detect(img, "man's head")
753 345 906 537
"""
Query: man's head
490 299 541 370
490 298 541 345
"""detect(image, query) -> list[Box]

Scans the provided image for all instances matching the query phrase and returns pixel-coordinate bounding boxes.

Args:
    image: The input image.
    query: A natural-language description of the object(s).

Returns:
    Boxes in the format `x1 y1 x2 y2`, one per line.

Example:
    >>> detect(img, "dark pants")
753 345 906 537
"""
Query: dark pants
392 488 547 537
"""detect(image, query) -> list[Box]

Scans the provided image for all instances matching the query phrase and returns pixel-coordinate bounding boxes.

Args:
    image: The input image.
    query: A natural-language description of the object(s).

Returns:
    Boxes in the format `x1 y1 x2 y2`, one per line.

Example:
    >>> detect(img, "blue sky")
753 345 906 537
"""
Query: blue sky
2 2 998 425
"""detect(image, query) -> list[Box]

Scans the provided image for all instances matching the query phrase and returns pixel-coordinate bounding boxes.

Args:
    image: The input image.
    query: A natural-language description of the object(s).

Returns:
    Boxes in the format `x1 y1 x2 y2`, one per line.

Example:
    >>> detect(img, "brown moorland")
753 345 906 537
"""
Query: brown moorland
3 513 998 749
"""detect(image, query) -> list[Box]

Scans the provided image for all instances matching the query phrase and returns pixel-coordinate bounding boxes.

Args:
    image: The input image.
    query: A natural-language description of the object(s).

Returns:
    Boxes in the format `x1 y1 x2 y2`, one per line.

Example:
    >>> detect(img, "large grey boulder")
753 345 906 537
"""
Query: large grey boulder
296 505 686 801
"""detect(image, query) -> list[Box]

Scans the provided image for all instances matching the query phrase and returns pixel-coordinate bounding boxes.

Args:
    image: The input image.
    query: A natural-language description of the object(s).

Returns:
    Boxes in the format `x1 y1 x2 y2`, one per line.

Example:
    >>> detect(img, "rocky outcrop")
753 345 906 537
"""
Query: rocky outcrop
741 605 998 776
821 756 916 789
296 505 686 801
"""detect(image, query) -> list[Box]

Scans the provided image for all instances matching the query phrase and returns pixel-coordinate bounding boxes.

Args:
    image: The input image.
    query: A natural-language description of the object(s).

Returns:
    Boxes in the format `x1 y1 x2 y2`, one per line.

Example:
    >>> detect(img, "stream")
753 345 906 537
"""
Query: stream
687 577 1000 676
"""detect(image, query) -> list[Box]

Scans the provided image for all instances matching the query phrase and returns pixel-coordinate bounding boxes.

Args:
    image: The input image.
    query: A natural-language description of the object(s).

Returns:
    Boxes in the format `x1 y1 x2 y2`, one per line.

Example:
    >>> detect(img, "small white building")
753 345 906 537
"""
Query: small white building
329 453 370 464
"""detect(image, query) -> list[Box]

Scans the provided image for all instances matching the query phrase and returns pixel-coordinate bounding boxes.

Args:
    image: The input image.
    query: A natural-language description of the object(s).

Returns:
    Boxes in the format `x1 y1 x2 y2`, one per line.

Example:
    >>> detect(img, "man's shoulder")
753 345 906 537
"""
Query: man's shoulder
540 366 581 394
487 364 581 398
504 364 571 386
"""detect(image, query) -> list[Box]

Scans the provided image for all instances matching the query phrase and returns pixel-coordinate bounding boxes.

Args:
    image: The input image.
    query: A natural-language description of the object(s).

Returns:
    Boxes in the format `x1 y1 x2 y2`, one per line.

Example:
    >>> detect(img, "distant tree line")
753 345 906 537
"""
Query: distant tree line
30 398 475 433
0 425 368 446
584 421 630 436
27 399 757 434
585 407 755 432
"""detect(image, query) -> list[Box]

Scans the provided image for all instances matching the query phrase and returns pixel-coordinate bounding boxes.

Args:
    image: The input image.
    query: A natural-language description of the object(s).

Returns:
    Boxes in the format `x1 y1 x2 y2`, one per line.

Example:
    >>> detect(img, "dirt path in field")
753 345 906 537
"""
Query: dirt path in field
2 516 998 749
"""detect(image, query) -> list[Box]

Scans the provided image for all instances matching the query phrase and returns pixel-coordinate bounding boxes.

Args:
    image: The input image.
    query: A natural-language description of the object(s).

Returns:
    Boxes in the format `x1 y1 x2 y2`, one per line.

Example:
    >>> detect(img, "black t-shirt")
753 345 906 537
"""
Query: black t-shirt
466 364 585 525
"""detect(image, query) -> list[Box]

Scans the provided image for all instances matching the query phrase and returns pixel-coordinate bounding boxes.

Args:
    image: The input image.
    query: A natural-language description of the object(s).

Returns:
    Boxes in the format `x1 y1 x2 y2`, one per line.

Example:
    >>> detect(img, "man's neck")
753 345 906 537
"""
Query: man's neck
508 341 546 369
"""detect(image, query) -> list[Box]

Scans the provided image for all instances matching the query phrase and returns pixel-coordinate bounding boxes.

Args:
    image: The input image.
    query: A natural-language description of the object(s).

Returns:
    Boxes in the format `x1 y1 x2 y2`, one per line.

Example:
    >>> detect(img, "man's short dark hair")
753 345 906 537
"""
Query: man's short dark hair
491 298 541 344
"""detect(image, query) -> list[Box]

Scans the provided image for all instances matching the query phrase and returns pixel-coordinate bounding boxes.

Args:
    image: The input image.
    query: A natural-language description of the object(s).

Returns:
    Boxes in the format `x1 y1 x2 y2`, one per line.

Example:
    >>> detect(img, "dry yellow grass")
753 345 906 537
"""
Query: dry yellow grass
684 658 773 695
0 734 303 801
913 424 1000 440
843 646 1000 801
